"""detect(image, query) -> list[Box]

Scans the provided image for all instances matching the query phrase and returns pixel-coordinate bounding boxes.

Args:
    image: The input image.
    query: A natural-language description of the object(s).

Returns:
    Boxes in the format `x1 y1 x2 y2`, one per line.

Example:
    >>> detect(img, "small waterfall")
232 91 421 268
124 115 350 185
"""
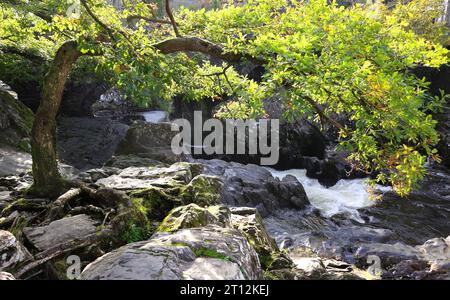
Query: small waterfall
140 111 168 124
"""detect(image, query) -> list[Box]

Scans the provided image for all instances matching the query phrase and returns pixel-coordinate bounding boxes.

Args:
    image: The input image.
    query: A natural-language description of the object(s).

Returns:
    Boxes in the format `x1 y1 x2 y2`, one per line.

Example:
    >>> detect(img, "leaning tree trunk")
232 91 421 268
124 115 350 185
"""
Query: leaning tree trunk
30 41 81 197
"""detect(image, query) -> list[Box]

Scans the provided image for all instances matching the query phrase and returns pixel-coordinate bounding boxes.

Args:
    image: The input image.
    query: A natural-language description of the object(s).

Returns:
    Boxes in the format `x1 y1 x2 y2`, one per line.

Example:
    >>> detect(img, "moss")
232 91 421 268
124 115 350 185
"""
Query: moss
181 175 223 207
157 204 210 233
129 187 182 220
121 221 152 243
193 247 231 261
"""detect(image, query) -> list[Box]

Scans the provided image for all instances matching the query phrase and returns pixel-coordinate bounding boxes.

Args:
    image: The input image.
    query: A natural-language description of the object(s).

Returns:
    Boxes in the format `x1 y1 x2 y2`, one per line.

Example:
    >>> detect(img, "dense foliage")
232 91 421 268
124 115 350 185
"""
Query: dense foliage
0 0 449 195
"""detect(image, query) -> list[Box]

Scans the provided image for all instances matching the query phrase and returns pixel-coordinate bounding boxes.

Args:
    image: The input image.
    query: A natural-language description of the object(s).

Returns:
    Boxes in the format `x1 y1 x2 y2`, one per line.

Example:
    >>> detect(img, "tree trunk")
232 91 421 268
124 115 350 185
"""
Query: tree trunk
30 41 81 197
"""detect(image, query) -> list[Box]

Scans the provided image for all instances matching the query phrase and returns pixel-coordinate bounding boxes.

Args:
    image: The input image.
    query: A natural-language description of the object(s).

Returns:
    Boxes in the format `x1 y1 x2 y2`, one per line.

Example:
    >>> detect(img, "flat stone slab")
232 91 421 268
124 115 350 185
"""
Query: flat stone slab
23 214 98 251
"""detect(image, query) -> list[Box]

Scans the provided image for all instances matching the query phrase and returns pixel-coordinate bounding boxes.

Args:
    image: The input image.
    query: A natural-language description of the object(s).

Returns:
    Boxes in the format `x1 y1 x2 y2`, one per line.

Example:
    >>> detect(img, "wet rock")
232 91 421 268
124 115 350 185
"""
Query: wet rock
354 242 421 269
115 122 186 164
80 225 263 280
230 207 279 269
416 235 450 272
23 214 99 251
0 230 31 272
0 271 15 280
57 117 129 170
198 159 309 215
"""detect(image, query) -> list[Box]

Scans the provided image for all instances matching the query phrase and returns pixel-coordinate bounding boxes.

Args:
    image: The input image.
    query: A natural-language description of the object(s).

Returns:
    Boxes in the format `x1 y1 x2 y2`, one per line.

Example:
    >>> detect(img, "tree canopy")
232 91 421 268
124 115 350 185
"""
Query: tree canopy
0 0 449 196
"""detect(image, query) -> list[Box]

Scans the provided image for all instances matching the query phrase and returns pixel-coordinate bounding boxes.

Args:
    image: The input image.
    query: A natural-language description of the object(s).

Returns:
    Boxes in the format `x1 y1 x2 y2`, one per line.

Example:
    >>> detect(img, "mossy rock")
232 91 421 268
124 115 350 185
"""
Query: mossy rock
129 186 182 220
157 204 231 233
0 83 34 151
230 208 280 270
181 175 223 207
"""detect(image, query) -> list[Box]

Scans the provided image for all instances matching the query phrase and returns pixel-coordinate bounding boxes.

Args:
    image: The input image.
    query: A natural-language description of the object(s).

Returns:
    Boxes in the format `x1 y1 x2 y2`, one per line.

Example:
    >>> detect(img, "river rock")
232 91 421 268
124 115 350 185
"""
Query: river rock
23 214 99 251
57 117 129 170
354 242 422 269
230 207 280 269
158 204 231 232
0 230 31 272
0 271 15 280
115 122 186 164
198 159 309 215
80 225 263 280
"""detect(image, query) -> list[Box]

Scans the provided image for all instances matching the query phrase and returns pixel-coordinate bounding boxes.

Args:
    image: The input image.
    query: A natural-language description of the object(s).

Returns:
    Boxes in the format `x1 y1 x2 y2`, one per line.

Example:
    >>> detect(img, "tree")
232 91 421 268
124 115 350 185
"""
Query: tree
1 0 448 197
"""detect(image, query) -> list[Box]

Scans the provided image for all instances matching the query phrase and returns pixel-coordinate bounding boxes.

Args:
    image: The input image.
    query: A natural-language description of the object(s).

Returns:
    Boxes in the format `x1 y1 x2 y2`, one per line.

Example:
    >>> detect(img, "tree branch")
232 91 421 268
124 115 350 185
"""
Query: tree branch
164 0 180 37
153 36 262 64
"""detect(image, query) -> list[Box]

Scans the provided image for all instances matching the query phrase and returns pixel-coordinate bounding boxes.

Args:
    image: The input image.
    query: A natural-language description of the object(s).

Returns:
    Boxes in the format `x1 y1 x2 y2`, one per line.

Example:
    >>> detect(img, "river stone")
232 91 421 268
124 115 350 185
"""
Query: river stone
354 242 422 268
230 207 279 269
180 174 223 206
416 235 450 272
0 230 31 272
56 117 129 170
23 214 98 251
197 159 310 215
81 225 263 280
0 271 15 280
157 204 231 233
115 122 186 164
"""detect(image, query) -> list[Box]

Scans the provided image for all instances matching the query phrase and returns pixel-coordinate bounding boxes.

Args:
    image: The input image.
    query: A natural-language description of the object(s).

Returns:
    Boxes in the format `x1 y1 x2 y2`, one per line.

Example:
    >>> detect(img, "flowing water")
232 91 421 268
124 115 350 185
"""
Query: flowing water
266 168 390 222
140 111 168 123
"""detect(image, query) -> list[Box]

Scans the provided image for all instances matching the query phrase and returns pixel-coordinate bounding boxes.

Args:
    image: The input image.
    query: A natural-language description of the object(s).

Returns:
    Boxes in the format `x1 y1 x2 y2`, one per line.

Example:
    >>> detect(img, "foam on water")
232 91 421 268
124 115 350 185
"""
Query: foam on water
141 111 168 123
267 168 389 222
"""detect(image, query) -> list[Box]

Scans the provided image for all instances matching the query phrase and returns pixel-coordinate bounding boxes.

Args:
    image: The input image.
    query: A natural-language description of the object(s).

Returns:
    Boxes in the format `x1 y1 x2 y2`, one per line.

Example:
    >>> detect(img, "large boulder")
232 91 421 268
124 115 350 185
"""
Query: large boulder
230 207 279 269
198 159 309 215
60 76 109 117
115 122 186 164
157 204 231 233
0 230 31 272
80 225 263 280
57 117 129 170
0 81 34 151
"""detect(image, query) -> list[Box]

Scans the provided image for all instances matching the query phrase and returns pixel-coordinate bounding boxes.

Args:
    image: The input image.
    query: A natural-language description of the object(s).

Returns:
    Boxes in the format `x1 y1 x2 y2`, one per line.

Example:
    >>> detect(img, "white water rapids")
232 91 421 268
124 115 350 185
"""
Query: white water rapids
140 111 168 123
267 168 390 222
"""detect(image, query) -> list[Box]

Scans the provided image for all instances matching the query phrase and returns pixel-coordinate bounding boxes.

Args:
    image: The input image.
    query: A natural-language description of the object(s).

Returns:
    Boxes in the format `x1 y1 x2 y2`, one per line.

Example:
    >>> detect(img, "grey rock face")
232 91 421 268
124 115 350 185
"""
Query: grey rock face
57 117 129 170
198 159 309 215
0 230 31 272
95 162 203 190
80 225 263 280
23 214 99 251
115 122 186 164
